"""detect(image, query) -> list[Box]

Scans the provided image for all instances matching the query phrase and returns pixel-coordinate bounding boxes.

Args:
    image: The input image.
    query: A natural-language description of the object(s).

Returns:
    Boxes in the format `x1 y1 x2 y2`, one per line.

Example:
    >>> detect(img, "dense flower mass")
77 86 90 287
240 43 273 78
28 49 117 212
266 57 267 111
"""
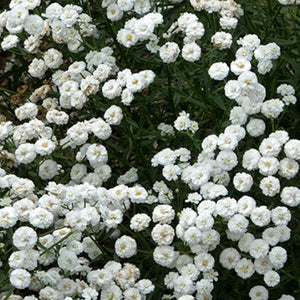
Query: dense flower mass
0 0 299 299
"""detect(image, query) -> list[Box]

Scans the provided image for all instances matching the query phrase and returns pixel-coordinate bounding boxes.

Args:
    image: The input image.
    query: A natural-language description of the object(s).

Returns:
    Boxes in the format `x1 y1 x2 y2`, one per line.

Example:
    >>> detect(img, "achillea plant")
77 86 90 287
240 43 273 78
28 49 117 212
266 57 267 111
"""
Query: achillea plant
0 0 299 299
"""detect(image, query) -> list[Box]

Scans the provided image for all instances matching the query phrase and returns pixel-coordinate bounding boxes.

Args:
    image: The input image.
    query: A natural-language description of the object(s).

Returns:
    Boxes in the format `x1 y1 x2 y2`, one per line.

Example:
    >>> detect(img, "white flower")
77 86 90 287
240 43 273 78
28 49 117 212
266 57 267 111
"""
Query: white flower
153 245 177 267
269 246 287 269
104 105 123 125
58 248 79 271
259 137 282 157
216 150 238 171
152 205 175 224
234 258 255 279
242 149 261 170
174 112 191 131
271 206 291 226
151 224 175 246
126 73 145 93
117 0 135 11
182 42 201 62
269 130 289 145
277 225 291 242
249 239 269 259
261 99 284 119
280 186 300 207
15 103 38 121
28 58 47 78
283 95 297 105
262 227 280 246
35 138 56 156
82 287 98 299
264 270 280 287
238 233 255 253
194 252 215 272
211 32 232 49
219 248 241 270
68 61 86 75
237 34 260 51
39 159 60 180
0 121 13 140
46 109 69 125
228 214 249 234
86 144 108 167
241 99 262 115
10 269 31 289
224 80 241 100
0 206 18 228
278 296 295 300
13 226 37 250
179 208 197 229
201 135 218 153
179 263 200 281
130 213 151 232
284 139 300 160
13 198 35 222
277 84 295 96
159 42 180 63
195 213 214 231
249 285 269 300
254 256 273 275
134 17 154 41
87 269 113 287
230 58 251 75
15 143 36 164
93 64 112 82
1 34 19 50
257 60 273 75
250 206 271 227
60 6 79 26
177 13 198 31
238 196 256 216
258 156 279 176
246 119 265 137
233 172 253 192
134 0 151 15
216 197 238 219
238 71 258 91
102 79 122 99
208 62 229 80
70 163 87 181
121 88 134 105
115 235 137 258
174 276 195 295
186 21 205 40
164 271 179 289
236 47 253 61
220 16 238 30
184 226 201 245
24 15 44 35
29 207 53 229
218 133 238 151
100 284 122 299
191 166 210 187
229 106 248 125
128 185 148 203
260 176 280 197
196 279 213 295
102 209 123 228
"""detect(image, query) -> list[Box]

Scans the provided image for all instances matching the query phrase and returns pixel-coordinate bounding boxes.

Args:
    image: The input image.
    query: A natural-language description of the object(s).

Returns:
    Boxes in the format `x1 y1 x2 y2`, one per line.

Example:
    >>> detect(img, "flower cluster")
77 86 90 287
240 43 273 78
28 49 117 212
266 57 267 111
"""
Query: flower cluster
0 2 98 53
142 31 299 299
0 0 299 299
